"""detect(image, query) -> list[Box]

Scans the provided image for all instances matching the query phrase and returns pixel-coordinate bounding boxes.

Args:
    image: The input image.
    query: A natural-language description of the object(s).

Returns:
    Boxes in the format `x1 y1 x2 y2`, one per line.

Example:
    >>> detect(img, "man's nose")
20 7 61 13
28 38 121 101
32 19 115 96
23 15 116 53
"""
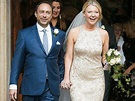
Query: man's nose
43 13 47 17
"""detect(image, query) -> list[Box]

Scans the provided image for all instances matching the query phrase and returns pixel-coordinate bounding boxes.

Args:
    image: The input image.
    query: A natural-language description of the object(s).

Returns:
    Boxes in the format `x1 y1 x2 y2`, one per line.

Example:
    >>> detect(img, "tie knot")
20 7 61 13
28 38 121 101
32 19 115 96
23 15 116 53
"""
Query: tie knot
42 29 46 34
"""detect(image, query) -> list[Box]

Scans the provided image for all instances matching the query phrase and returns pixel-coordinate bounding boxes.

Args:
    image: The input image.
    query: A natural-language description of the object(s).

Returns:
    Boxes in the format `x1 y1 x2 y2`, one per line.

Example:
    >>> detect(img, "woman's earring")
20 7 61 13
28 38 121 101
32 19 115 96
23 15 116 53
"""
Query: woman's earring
59 14 61 19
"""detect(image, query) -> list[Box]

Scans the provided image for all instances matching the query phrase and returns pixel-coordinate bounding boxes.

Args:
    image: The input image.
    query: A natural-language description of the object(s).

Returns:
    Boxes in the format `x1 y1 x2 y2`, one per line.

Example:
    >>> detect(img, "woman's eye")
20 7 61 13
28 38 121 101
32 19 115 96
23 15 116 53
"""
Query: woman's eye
87 11 92 13
57 7 60 9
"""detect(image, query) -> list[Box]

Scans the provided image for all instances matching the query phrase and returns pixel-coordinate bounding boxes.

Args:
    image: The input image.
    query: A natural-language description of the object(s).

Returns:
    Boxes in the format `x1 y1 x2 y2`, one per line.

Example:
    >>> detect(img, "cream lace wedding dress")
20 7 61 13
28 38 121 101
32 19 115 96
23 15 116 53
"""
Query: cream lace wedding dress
70 26 105 101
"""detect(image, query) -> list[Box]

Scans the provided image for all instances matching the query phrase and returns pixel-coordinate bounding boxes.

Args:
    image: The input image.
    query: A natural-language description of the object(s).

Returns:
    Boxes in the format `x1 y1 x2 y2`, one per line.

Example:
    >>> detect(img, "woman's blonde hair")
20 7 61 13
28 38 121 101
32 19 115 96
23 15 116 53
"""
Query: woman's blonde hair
82 0 103 21
123 18 135 38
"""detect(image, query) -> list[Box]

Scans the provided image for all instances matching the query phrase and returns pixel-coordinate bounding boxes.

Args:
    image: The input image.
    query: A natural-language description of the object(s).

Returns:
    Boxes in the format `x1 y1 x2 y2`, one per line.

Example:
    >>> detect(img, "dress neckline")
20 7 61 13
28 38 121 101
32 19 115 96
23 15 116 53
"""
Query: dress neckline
80 25 98 32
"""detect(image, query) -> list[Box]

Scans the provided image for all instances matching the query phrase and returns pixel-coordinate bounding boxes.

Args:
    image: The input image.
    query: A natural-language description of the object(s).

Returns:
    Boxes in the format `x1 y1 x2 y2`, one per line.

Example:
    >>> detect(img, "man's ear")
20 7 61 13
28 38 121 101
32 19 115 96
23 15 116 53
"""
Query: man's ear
34 12 37 17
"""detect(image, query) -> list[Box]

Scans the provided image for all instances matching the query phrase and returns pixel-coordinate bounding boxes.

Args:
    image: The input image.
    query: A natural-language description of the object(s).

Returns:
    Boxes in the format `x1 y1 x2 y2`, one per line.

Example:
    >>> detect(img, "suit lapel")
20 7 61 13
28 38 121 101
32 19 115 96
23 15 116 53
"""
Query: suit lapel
31 25 46 54
32 25 59 55
48 27 57 54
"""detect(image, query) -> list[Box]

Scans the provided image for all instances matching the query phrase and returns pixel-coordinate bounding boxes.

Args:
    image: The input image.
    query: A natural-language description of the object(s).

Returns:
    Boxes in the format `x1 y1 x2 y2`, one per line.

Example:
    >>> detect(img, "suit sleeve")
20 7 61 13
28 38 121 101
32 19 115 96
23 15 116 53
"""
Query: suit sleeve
58 32 65 82
58 48 65 82
10 31 25 85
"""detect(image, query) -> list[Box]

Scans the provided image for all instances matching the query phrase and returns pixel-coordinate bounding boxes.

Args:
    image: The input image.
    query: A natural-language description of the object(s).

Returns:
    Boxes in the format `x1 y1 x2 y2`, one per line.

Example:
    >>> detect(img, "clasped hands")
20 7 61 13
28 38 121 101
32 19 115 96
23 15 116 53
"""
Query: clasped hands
60 79 72 89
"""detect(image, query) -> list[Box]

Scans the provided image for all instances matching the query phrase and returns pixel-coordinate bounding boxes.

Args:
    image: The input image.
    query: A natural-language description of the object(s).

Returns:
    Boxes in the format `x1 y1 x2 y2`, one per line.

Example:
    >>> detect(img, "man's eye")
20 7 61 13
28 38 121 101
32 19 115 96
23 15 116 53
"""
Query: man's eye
46 11 51 14
39 10 44 13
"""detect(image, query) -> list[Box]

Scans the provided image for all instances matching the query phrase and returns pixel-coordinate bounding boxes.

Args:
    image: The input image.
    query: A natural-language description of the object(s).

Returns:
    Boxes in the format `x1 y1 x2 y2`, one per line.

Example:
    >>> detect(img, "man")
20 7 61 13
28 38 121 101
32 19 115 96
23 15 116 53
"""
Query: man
9 1 65 101
102 23 117 101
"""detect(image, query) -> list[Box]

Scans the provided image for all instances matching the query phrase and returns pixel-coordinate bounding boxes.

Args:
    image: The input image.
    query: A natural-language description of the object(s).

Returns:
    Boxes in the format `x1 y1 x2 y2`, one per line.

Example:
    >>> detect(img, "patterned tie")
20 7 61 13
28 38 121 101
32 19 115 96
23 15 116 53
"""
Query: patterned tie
43 29 48 54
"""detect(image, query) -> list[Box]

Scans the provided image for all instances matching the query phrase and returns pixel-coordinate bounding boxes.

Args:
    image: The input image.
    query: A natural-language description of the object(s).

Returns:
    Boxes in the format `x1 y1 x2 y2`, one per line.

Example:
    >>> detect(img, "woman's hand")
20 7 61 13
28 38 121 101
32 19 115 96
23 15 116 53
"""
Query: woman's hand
124 67 132 75
60 78 72 89
124 63 135 75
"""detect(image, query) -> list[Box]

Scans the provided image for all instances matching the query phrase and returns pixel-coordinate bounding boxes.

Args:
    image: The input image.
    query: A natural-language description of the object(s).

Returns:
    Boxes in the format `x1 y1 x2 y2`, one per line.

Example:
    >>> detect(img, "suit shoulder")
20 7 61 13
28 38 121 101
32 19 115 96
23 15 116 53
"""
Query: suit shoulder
19 25 36 33
58 29 65 34
56 28 66 37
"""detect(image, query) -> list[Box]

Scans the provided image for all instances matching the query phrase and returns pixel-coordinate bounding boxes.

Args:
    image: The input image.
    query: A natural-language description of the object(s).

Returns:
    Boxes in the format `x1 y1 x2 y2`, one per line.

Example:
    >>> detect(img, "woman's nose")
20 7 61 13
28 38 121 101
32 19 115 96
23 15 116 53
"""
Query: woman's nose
53 8 57 12
91 13 95 16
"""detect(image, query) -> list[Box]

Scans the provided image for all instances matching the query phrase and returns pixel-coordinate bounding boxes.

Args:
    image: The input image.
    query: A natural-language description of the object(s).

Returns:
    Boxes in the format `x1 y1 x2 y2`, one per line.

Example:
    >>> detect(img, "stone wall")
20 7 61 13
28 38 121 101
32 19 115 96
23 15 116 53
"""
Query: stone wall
0 0 11 101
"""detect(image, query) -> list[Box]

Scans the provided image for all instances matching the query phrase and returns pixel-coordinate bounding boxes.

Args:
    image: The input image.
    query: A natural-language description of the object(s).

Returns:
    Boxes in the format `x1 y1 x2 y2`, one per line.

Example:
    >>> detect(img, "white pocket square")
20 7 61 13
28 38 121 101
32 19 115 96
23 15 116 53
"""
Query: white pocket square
56 41 61 45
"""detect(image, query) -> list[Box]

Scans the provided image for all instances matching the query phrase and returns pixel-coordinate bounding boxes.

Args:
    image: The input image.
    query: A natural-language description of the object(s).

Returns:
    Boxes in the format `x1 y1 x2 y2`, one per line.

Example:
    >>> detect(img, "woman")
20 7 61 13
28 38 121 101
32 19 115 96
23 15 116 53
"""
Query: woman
51 0 67 31
61 0 109 100
117 18 135 100
113 23 123 43
123 19 135 74
123 18 135 74
113 23 125 64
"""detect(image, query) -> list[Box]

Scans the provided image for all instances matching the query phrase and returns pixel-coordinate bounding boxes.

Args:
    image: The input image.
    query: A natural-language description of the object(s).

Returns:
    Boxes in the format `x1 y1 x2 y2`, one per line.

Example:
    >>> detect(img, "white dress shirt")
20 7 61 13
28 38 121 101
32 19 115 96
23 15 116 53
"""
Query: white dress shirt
117 36 125 64
9 23 52 90
37 23 52 52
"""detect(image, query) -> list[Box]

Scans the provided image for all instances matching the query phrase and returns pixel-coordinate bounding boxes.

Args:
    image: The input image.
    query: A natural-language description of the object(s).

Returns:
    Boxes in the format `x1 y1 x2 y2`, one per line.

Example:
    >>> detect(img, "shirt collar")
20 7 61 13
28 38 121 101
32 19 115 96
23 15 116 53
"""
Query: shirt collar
36 22 51 32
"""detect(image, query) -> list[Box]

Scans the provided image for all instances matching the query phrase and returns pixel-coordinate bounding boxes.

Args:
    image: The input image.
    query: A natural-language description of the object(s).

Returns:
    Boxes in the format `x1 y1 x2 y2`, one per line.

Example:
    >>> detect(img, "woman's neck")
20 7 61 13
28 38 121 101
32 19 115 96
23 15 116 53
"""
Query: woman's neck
84 23 96 31
51 18 58 27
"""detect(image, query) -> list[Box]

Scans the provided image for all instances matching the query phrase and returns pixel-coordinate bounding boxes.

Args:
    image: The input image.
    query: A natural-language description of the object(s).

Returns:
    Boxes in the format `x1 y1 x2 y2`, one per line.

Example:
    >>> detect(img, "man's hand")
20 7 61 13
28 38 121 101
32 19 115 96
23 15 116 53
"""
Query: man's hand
9 89 17 101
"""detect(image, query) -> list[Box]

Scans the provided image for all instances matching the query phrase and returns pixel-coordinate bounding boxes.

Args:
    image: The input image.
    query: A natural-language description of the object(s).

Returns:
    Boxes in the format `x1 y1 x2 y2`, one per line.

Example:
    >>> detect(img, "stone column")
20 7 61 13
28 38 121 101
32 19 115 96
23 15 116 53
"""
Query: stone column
0 0 11 101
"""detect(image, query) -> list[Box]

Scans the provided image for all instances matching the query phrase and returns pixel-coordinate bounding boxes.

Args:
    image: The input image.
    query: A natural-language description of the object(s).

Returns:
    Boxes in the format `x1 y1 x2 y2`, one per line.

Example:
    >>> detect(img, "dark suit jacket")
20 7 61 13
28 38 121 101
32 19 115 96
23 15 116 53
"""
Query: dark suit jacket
103 24 117 101
10 24 65 96
104 24 117 49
